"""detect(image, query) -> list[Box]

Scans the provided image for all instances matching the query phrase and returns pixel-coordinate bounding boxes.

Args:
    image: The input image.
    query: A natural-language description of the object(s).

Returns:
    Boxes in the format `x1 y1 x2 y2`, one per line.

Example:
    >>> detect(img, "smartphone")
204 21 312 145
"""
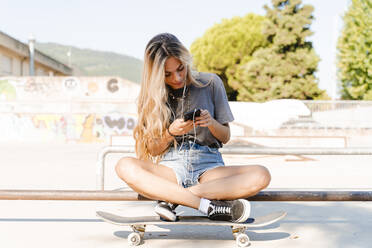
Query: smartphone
183 109 201 121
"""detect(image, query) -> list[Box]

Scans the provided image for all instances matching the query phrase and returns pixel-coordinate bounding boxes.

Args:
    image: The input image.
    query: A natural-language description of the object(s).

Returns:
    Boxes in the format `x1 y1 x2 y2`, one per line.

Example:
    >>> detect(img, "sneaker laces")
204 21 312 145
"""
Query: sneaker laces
210 205 231 215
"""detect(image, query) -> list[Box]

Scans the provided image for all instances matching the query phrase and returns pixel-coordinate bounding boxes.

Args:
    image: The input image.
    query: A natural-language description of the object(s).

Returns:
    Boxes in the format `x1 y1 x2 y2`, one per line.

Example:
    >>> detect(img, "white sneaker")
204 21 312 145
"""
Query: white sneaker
154 201 178 222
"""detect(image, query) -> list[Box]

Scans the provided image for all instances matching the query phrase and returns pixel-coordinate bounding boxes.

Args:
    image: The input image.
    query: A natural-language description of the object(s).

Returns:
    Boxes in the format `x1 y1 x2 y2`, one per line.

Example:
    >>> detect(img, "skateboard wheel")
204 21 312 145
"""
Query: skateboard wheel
236 233 250 247
128 232 141 246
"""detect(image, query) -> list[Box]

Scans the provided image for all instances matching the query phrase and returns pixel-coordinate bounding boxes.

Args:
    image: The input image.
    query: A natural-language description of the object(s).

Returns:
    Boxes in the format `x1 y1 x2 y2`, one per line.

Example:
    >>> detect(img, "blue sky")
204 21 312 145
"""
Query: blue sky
0 0 349 98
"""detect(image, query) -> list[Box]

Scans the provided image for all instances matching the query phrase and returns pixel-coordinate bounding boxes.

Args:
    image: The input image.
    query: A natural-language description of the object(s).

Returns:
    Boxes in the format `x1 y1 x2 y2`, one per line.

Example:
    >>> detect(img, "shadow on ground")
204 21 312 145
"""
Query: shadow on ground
113 225 288 241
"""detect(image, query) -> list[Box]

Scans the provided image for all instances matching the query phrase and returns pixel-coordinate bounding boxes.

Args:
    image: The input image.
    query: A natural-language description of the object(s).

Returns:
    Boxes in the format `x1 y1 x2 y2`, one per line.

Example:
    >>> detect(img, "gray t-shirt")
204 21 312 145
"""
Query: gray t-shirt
167 72 234 148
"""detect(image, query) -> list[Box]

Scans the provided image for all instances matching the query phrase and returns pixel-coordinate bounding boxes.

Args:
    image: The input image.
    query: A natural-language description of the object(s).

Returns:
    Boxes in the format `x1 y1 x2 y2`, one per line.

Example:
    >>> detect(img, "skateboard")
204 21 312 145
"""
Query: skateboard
96 210 286 247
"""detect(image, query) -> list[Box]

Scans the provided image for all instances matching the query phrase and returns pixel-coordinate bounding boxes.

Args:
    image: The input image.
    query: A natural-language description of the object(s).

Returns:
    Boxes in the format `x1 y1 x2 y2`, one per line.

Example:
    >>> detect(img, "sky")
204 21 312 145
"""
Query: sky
0 0 350 99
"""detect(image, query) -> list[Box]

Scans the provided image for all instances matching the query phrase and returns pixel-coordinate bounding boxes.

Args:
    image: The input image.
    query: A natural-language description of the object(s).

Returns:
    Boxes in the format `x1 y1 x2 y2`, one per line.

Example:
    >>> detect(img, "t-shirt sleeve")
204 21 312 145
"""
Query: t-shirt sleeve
212 74 234 124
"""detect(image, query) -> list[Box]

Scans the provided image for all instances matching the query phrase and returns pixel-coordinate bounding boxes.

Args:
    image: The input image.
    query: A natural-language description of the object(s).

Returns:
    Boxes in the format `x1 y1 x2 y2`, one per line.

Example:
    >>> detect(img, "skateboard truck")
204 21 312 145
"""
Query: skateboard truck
232 226 250 247
128 224 146 246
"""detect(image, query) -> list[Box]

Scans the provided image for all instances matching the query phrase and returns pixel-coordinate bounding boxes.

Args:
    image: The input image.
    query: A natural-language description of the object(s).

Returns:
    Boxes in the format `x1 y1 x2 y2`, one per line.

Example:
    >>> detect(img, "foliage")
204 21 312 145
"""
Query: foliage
238 0 329 102
337 0 372 100
0 80 16 100
190 14 267 100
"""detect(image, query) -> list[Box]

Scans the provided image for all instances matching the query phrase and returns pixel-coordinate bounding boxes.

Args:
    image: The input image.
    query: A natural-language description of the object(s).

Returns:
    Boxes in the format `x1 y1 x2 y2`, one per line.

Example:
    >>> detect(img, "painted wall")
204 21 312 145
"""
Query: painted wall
1 76 370 147
0 112 136 143
0 76 140 101
0 76 139 143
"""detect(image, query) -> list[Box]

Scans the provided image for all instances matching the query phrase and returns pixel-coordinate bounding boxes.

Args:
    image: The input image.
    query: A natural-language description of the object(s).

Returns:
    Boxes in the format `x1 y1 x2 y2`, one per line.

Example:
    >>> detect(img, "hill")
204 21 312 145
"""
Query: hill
35 42 143 83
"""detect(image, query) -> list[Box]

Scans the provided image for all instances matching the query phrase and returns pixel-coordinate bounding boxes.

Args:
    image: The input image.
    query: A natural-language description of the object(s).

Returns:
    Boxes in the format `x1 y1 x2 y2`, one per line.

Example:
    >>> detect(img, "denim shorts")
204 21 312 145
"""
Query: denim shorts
159 141 225 188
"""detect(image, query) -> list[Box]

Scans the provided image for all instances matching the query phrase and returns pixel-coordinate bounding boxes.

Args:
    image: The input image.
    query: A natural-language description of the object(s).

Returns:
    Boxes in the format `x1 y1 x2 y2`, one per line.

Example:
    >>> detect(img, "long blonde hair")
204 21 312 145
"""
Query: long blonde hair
134 33 202 162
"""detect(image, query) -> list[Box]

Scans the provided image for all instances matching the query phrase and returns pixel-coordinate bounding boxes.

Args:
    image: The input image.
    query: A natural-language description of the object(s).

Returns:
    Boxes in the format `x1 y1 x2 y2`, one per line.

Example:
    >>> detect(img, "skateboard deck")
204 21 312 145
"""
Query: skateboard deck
97 210 286 247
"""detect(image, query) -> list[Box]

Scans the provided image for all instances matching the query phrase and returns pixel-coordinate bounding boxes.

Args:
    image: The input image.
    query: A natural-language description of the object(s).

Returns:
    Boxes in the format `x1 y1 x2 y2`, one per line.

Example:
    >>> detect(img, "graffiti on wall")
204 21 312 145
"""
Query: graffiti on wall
0 76 140 142
0 113 137 143
87 82 99 95
0 79 17 100
63 77 79 91
63 77 80 95
103 112 135 133
22 78 60 98
0 76 139 101
107 78 119 93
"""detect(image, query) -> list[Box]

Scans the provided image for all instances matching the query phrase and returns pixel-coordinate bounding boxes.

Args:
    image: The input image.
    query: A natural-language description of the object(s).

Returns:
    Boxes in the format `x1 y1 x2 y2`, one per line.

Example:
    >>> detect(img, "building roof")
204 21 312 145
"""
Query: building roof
0 30 72 75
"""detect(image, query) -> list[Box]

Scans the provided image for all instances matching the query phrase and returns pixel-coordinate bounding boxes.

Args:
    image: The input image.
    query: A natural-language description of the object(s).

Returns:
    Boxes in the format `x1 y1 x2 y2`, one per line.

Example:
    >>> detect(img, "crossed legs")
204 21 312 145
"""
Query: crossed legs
115 157 271 209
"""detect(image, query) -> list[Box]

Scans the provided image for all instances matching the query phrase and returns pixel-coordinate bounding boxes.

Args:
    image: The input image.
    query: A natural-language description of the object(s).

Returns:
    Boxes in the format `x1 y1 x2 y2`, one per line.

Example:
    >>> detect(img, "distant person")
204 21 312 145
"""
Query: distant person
115 33 271 222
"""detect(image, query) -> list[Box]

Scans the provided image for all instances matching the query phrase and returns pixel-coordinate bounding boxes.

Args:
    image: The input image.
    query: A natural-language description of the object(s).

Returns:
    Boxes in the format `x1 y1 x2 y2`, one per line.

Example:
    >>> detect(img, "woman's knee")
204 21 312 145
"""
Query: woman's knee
255 165 271 188
115 157 141 184
247 165 271 190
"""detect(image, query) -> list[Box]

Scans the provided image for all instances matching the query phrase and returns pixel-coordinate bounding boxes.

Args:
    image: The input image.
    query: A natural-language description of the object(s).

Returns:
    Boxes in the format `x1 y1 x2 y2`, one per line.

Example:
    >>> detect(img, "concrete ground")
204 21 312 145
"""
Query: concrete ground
0 143 372 248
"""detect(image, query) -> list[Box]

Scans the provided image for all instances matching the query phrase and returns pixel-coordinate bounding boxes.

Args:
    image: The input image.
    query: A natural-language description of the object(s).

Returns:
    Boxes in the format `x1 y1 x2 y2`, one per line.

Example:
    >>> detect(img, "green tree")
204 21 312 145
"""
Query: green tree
337 0 372 100
238 0 328 102
190 14 267 100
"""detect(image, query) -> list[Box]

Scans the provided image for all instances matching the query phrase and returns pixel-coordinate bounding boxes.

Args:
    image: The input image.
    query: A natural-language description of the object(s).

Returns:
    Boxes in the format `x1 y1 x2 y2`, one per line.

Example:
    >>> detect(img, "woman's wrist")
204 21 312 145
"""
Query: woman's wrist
167 127 177 137
166 127 176 142
208 119 230 144
207 118 217 131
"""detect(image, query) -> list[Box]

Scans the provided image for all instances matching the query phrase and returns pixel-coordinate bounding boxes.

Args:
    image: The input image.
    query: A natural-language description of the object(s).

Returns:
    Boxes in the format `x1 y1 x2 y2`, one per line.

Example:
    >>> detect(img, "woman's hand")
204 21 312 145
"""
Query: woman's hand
168 118 194 136
195 109 231 144
195 109 215 127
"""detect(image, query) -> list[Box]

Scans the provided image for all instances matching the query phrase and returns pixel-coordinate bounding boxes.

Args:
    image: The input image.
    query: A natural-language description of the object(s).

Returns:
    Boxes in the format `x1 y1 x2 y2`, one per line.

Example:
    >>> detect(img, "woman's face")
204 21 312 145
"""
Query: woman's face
164 56 186 89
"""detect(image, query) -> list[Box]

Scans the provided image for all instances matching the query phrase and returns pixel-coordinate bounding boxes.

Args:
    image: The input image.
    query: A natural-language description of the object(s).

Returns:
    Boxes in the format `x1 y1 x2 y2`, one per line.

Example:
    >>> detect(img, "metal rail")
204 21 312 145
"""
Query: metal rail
96 145 372 190
220 146 372 155
1 189 372 201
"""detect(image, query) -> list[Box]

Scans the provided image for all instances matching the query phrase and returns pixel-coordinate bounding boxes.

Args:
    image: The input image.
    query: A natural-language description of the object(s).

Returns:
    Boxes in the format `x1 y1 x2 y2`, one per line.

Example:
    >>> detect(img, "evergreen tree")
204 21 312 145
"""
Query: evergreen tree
238 0 328 102
190 14 267 100
337 0 372 100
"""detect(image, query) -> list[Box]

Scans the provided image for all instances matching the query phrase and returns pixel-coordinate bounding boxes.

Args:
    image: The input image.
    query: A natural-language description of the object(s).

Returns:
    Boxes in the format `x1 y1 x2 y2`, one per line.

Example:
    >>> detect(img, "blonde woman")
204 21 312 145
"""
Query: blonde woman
115 33 271 222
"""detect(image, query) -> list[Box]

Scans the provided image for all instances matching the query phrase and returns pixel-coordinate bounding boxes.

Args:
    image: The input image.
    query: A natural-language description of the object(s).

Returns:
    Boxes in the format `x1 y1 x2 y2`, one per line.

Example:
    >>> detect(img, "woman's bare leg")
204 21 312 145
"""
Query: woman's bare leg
116 156 270 208
115 157 200 209
188 165 271 200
